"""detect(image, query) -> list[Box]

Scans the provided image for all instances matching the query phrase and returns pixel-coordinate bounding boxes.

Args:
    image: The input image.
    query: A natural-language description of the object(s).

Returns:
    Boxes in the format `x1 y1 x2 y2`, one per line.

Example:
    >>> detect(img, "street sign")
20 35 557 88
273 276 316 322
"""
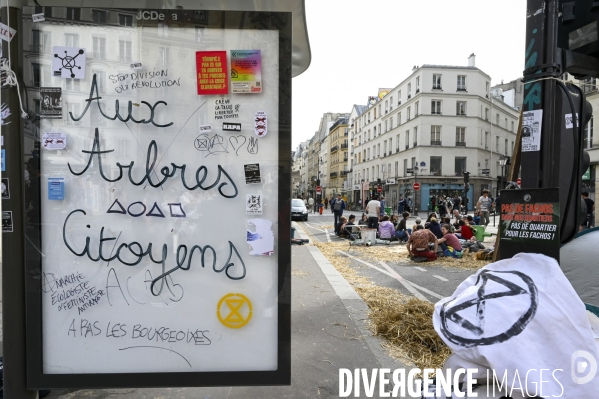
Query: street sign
407 168 414 173
316 186 322 193
517 177 521 185
377 186 382 193
413 182 421 191
482 169 490 174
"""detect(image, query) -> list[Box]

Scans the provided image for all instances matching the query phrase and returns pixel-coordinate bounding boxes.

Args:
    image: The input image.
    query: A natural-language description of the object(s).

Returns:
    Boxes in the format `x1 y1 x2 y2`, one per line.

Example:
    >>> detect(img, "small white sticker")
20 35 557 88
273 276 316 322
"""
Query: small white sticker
52 46 87 79
199 125 212 133
565 113 579 129
254 111 267 137
0 23 16 42
246 194 263 215
32 13 45 22
130 62 142 69
522 109 543 152
42 132 67 150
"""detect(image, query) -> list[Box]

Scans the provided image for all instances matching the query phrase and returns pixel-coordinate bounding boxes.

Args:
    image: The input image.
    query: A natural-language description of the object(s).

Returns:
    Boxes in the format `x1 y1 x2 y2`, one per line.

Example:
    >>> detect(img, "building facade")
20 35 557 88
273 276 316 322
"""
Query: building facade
328 117 349 198
349 59 519 213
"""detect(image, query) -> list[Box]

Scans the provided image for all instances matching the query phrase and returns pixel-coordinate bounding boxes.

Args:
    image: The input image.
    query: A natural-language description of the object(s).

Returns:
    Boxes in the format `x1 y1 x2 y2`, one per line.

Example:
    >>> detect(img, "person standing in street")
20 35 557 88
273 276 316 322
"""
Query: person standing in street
308 196 314 213
581 191 595 231
398 195 405 215
331 194 346 234
324 197 328 210
477 189 492 226
366 195 381 229
379 196 386 217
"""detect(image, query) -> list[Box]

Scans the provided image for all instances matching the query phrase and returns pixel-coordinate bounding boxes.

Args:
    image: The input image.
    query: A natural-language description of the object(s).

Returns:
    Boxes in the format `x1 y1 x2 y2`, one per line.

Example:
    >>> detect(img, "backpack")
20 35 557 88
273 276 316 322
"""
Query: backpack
334 200 343 211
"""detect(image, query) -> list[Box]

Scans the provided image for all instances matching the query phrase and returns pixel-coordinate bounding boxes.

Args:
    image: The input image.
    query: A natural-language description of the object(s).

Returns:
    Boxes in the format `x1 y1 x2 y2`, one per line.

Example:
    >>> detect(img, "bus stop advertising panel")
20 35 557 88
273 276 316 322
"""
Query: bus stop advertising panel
19 7 291 389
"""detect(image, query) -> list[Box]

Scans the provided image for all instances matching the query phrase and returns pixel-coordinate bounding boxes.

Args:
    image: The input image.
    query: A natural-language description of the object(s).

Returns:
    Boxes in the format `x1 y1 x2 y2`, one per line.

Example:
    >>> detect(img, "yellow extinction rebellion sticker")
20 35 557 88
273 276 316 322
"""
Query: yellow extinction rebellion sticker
217 293 253 328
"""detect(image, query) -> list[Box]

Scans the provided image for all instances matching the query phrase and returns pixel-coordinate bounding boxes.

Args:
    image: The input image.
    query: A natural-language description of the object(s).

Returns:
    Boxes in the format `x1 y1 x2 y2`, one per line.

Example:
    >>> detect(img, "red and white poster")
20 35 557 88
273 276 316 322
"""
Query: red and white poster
196 51 228 95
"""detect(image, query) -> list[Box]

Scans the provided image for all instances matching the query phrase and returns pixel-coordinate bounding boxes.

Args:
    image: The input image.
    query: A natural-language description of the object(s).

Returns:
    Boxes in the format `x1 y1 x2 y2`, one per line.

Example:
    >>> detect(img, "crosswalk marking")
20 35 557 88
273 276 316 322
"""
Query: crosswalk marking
433 275 448 282
414 267 427 272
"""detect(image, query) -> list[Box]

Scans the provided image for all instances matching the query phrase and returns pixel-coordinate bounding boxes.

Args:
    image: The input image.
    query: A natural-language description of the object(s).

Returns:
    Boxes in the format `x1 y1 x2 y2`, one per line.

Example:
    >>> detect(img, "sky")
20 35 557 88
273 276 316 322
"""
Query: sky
291 0 527 150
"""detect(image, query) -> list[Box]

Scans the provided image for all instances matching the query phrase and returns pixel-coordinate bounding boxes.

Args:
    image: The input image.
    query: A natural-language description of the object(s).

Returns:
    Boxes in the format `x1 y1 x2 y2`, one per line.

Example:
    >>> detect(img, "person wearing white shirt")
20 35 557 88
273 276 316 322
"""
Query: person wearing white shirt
366 196 381 229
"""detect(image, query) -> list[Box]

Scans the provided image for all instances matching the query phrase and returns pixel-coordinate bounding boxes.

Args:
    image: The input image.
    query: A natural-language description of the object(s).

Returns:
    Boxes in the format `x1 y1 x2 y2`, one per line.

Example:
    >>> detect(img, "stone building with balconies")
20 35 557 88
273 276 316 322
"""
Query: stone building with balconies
350 55 519 213
328 117 349 198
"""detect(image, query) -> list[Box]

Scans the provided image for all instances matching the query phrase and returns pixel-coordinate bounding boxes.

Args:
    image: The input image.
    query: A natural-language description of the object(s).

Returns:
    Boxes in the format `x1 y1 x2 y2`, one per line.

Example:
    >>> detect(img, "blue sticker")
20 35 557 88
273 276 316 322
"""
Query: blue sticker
48 177 65 200
1 149 5 172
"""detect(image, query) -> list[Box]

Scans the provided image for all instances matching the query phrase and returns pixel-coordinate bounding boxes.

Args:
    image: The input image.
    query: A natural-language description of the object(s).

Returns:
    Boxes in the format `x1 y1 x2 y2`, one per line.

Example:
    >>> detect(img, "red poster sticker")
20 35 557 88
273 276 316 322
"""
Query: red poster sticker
196 51 228 95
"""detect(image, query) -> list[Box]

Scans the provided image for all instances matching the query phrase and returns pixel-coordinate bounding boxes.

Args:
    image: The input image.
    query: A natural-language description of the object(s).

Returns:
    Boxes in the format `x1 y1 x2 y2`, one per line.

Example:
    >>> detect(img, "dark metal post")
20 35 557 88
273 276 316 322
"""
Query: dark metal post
1 6 39 399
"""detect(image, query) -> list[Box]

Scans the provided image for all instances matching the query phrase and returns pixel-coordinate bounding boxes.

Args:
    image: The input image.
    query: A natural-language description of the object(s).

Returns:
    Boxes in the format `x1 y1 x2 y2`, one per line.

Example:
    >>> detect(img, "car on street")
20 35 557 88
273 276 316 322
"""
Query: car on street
291 198 308 221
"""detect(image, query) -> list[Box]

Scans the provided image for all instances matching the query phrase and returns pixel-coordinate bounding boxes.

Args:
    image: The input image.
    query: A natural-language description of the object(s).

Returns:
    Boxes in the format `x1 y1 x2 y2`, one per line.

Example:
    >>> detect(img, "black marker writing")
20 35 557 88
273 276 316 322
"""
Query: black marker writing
69 73 173 128
63 210 247 296
68 128 238 198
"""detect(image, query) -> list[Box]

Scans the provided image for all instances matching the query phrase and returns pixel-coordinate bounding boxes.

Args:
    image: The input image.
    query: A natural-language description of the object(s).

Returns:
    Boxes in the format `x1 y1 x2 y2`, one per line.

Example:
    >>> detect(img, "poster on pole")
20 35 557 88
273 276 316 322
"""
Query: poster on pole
22 7 291 389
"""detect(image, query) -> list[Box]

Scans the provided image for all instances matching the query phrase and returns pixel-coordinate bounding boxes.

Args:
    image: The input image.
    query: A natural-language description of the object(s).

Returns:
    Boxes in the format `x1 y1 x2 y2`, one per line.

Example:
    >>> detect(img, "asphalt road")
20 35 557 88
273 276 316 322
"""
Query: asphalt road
295 211 481 303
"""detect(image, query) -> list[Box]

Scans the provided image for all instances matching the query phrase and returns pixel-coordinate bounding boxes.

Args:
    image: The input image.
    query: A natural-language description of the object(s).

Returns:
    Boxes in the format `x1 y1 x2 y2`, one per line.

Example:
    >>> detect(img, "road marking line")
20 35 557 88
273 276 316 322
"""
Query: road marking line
303 223 326 233
324 229 331 243
433 275 448 282
405 282 445 300
378 261 428 302
414 267 427 272
336 251 445 302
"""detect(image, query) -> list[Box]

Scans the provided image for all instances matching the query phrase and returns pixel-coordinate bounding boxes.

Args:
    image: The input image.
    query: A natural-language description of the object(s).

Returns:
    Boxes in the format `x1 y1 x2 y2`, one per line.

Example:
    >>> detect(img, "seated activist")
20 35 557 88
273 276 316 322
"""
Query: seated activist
407 225 439 261
437 224 462 253
378 215 397 241
442 217 455 233
466 214 475 226
427 217 443 239
425 212 438 226
452 209 462 229
339 214 357 240
395 211 412 242
359 213 368 225
455 219 475 240
336 216 348 237
390 214 400 229
412 217 422 231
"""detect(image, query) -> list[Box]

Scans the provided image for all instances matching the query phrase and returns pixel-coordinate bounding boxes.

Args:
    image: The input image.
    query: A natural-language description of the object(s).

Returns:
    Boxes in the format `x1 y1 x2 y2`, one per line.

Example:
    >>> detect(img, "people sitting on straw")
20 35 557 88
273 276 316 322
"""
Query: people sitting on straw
394 212 412 242
407 225 439 262
437 223 463 258
378 215 396 241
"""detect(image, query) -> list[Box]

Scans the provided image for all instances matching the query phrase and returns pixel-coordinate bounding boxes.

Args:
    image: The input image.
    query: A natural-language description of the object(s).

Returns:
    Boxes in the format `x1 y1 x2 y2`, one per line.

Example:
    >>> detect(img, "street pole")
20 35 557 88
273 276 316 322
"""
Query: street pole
1 5 39 398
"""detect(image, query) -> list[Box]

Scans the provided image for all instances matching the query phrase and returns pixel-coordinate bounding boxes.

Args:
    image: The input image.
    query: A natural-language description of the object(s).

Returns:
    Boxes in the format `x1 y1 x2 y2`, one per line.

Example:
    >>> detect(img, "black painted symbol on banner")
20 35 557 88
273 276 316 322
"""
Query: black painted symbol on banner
229 135 246 155
168 203 186 218
195 133 228 156
439 270 538 348
54 48 84 78
107 199 126 214
128 201 147 217
247 137 258 155
146 202 165 218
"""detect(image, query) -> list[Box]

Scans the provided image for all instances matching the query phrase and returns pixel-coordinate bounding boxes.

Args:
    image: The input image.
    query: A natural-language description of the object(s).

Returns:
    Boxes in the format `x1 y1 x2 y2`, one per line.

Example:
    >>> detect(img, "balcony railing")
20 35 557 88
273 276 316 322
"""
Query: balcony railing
330 172 338 178
455 141 466 147
431 140 442 146
341 143 348 149
433 85 442 90
340 170 349 176
331 145 338 153
28 44 46 53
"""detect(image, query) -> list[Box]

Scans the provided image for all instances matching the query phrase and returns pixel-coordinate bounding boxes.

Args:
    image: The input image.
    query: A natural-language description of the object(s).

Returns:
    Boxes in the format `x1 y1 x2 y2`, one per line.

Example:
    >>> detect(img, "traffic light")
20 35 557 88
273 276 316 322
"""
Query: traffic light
463 171 470 184
377 178 381 185
316 179 320 186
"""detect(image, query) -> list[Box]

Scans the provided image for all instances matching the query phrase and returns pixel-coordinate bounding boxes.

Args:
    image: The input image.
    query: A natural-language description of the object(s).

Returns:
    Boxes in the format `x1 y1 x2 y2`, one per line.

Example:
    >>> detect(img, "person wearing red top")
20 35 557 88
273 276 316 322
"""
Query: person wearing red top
455 219 474 240
437 224 462 252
